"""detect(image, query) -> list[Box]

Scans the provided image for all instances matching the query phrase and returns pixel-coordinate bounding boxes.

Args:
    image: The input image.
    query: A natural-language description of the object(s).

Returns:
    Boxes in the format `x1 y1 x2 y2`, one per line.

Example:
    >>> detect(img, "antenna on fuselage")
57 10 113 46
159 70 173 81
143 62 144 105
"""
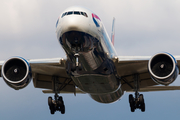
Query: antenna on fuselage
111 18 115 46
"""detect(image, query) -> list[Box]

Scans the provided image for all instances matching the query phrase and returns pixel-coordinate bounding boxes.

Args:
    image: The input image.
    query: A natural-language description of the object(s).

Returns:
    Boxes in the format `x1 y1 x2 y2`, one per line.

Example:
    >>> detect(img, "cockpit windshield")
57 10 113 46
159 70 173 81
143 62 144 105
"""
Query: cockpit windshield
61 11 88 18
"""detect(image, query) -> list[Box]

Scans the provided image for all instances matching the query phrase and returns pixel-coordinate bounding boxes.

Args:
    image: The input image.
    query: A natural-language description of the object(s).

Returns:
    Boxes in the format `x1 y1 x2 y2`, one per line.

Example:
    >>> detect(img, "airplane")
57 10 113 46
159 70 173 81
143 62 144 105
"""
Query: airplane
1 6 180 114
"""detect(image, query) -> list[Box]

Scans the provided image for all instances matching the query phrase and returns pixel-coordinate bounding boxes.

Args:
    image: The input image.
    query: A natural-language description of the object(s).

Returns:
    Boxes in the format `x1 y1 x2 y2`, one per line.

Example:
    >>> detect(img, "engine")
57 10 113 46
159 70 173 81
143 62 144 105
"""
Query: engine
148 53 179 85
1 57 32 90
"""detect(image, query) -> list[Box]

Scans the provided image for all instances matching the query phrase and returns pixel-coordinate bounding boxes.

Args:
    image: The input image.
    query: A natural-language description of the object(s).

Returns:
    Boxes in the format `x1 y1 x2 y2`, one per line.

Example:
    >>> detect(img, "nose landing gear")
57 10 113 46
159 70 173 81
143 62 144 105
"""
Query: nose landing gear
71 53 82 71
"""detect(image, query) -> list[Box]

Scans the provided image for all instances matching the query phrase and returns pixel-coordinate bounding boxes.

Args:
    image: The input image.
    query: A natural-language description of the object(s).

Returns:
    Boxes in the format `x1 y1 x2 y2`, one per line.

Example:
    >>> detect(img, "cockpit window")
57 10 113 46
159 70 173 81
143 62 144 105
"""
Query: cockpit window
83 12 88 17
61 11 88 18
56 18 59 28
80 12 84 15
67 11 73 15
61 12 67 18
80 12 88 17
74 11 80 15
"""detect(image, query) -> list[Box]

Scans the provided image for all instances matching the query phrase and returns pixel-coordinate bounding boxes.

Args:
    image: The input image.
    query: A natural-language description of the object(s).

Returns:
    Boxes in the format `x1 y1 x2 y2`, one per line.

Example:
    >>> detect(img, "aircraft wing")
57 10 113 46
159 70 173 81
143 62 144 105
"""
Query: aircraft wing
114 56 180 92
28 58 78 93
126 86 180 92
1 56 180 94
0 58 77 93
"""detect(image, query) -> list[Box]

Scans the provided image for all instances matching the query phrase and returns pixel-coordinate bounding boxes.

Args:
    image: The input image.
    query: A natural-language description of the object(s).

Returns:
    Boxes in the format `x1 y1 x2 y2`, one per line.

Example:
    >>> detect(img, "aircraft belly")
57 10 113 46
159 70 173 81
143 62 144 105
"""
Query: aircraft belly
90 87 124 103
71 73 120 94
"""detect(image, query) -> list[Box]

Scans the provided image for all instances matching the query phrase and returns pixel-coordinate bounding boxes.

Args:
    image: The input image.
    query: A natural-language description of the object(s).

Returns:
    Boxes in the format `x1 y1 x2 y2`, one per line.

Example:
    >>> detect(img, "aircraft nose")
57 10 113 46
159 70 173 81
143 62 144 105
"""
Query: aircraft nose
60 15 90 35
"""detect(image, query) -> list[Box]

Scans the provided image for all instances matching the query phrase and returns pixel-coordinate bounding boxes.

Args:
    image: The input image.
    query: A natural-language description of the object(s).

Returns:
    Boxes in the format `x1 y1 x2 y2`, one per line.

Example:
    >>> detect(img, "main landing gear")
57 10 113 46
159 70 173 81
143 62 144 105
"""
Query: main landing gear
129 94 145 112
48 94 65 114
128 74 145 112
48 77 66 114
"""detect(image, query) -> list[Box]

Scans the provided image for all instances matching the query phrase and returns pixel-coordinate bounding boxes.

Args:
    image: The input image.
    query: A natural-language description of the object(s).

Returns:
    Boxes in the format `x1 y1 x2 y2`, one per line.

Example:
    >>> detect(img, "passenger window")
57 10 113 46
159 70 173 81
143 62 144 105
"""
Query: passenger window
74 11 80 15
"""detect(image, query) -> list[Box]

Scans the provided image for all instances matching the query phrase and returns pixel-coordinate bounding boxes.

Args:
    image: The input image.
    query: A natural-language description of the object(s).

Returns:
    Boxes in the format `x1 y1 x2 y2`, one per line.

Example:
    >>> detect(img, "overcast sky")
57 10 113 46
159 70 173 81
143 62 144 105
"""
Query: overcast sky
1 0 180 120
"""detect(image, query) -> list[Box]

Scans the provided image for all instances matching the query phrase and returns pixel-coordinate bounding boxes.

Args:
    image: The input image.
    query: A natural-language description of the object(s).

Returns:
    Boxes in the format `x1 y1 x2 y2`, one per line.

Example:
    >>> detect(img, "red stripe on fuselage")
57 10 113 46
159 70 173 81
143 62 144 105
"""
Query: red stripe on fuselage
92 13 101 21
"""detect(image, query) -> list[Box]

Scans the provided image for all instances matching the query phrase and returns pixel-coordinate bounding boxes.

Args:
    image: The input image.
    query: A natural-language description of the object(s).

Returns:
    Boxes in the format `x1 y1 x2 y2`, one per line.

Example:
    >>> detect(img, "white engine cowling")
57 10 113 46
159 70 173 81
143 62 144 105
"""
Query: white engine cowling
1 57 32 90
148 53 179 85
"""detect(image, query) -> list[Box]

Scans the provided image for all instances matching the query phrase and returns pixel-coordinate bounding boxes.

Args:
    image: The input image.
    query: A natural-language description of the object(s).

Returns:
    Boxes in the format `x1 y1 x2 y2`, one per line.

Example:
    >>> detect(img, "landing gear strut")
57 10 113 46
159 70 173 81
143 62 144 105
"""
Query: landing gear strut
48 77 66 114
128 74 145 112
71 53 82 71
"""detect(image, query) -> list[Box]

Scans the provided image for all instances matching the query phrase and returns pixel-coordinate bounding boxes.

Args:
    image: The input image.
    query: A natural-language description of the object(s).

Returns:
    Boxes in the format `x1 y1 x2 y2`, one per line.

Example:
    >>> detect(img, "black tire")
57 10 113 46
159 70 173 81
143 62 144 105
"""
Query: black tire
48 97 53 106
130 104 135 112
58 96 64 105
139 94 145 112
139 94 144 104
48 97 55 114
61 105 65 114
51 109 55 114
129 94 133 103
141 103 145 112
58 96 63 101
129 94 135 112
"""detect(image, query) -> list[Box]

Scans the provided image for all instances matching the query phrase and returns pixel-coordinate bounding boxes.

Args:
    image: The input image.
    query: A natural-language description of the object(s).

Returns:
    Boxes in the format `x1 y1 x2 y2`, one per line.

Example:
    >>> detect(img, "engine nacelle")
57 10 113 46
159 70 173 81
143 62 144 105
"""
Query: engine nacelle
148 53 179 85
1 57 32 90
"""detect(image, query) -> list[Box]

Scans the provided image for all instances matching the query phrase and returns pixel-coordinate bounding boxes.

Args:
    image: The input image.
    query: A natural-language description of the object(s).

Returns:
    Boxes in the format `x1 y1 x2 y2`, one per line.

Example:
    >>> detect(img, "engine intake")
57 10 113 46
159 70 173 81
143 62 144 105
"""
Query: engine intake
1 57 32 90
148 53 179 85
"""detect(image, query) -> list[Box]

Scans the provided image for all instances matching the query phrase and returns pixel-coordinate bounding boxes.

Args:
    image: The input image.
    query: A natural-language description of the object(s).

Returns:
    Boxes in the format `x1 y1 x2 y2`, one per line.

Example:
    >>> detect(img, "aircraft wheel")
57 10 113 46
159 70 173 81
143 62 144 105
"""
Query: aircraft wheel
129 94 135 112
48 97 55 114
48 97 53 106
50 108 55 114
139 94 145 112
139 94 144 104
61 105 65 114
129 94 133 103
141 103 145 112
58 96 63 101
58 96 65 114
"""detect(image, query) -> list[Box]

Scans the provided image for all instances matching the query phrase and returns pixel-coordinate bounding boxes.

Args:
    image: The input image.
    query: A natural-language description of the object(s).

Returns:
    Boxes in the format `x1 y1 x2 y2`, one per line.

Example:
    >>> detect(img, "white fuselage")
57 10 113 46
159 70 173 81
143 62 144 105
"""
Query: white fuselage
56 6 123 103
